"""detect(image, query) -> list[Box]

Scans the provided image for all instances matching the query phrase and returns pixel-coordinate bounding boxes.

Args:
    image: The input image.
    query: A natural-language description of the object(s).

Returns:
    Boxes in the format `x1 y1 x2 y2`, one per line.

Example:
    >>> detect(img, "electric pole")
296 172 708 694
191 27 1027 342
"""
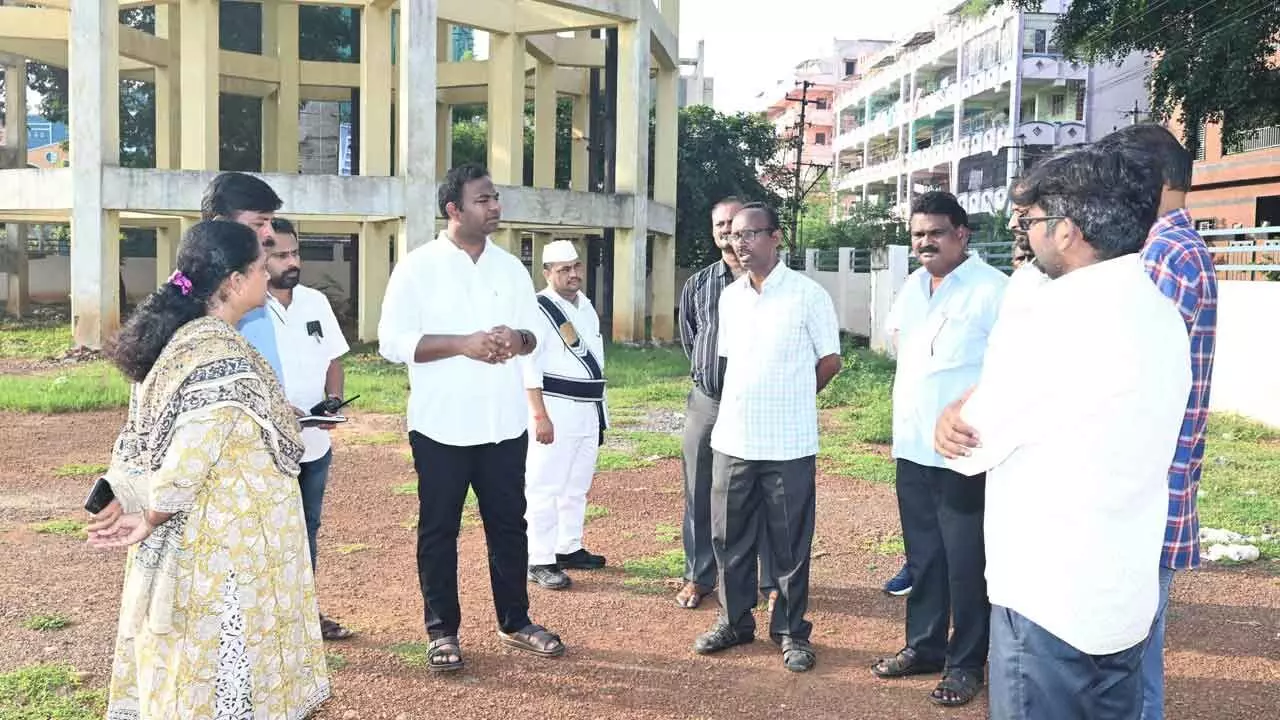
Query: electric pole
1121 99 1151 126
785 80 823 257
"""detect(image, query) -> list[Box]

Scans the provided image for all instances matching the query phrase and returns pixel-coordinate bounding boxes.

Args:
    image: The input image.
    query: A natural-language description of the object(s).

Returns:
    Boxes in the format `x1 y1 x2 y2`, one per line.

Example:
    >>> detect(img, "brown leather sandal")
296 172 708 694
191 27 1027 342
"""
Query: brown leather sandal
497 624 566 657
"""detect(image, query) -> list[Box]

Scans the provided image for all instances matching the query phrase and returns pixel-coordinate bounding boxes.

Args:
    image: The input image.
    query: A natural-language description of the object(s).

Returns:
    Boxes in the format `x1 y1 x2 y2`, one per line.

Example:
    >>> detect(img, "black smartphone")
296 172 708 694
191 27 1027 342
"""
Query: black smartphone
84 477 115 514
310 394 360 416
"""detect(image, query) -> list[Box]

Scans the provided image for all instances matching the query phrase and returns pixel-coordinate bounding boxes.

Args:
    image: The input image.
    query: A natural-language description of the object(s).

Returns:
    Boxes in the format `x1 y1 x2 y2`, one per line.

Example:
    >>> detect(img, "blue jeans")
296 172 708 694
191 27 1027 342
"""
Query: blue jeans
1140 566 1178 720
990 605 1145 720
298 449 333 572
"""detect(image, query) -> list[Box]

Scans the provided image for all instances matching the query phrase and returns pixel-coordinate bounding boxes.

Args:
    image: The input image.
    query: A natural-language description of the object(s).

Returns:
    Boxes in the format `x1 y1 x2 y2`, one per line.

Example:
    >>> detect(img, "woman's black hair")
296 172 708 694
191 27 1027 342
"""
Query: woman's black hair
106 220 261 383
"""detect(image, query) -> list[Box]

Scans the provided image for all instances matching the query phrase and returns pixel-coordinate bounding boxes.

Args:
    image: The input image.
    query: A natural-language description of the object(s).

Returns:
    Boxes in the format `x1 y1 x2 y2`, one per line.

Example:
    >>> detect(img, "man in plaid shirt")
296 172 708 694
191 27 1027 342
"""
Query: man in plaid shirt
1094 125 1217 720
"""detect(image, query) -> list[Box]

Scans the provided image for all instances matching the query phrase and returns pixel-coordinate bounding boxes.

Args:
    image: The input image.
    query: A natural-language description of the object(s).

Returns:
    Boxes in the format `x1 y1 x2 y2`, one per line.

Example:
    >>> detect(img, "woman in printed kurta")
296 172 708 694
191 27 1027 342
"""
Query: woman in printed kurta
89 220 330 720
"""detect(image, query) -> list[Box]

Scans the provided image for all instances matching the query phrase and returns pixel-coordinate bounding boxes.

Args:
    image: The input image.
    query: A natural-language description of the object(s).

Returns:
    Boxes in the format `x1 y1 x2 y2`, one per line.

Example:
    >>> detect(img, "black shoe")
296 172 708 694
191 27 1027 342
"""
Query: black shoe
556 548 606 570
527 564 572 590
693 622 754 655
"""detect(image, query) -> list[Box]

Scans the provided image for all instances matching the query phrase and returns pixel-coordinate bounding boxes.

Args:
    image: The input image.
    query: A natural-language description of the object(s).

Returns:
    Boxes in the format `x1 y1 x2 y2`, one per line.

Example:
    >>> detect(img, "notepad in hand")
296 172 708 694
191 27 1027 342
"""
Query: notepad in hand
298 415 347 426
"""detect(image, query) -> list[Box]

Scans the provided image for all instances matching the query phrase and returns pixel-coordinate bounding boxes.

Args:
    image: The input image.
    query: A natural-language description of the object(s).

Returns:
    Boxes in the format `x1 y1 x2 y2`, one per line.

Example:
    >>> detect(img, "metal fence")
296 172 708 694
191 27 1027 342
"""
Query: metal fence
1202 226 1280 281
906 241 1016 275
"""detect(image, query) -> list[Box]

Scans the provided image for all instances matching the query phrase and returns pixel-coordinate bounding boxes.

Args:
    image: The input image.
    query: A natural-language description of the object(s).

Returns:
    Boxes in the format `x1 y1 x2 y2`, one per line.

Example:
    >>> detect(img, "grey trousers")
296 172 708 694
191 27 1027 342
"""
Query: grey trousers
681 388 774 591
710 451 816 641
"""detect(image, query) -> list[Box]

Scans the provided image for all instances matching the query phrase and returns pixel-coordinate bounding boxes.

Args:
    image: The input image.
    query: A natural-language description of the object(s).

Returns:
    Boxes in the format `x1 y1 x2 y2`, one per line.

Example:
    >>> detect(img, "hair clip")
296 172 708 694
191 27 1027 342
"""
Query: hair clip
169 270 193 296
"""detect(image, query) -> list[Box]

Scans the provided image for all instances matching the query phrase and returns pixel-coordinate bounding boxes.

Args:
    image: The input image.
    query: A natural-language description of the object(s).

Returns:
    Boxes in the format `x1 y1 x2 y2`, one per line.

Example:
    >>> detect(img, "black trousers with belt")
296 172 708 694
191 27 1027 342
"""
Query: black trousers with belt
896 458 989 672
409 431 532 639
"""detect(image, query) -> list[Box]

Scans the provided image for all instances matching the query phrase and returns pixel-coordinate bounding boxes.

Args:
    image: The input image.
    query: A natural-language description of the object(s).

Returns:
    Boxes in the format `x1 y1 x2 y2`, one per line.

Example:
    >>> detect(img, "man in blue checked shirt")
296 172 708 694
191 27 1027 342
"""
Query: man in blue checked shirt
1094 124 1218 720
200 172 287 382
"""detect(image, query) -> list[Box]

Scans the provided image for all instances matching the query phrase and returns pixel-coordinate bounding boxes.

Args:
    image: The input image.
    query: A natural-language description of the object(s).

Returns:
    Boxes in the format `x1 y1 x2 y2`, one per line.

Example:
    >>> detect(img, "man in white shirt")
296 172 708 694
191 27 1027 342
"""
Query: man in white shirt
265 218 353 641
873 191 1006 708
521 240 608 590
692 202 842 674
378 164 565 673
941 147 1191 720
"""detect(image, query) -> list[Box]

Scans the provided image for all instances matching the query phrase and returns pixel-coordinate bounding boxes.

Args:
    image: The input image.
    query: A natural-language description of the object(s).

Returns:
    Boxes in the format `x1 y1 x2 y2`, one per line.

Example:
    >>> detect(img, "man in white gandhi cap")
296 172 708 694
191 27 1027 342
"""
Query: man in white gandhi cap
521 239 610 590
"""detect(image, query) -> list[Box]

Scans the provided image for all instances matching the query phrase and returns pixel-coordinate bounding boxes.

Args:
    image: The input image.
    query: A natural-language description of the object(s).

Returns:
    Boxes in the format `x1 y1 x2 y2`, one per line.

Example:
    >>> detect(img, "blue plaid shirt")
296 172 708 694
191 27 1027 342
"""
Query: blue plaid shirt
1142 209 1218 570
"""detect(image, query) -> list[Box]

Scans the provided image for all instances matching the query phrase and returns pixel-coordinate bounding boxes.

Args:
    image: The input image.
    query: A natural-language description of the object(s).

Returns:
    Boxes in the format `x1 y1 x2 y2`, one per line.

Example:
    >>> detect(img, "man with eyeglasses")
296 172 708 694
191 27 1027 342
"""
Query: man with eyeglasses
872 191 1006 708
691 202 841 674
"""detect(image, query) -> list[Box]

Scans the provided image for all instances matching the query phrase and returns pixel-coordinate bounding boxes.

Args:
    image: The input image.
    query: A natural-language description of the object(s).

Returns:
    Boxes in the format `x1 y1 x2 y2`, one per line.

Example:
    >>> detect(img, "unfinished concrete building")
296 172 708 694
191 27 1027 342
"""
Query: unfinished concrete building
0 0 680 347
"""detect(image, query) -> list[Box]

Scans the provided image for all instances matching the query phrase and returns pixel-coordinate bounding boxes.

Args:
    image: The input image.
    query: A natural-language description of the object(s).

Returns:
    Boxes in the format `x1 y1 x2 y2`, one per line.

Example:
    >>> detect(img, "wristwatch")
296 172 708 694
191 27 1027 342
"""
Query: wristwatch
518 329 535 350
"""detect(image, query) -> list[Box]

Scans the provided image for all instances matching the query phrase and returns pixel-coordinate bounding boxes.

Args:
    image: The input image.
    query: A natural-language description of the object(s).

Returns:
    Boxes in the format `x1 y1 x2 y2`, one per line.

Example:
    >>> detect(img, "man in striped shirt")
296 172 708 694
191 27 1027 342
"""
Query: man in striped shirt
1094 124 1218 720
675 197 776 610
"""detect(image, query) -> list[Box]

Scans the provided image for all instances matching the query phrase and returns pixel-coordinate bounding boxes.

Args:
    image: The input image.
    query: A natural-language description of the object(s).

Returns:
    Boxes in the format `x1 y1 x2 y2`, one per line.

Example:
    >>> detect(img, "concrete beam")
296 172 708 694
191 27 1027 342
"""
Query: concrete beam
532 0 638 21
222 49 280 83
548 36 605 67
101 169 406 217
0 169 73 212
643 0 676 71
0 7 66 42
646 200 675 236
439 0 516 33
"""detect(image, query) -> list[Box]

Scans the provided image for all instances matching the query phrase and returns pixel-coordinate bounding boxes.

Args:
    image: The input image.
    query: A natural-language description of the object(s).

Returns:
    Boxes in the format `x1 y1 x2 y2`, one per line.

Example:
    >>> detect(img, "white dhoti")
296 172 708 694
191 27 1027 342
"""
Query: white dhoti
525 395 600 566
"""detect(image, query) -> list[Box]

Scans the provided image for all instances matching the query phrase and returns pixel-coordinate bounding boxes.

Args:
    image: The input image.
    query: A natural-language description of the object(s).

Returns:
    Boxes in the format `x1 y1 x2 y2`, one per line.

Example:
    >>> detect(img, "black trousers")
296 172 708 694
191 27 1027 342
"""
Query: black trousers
409 431 532 639
896 458 989 671
711 452 816 641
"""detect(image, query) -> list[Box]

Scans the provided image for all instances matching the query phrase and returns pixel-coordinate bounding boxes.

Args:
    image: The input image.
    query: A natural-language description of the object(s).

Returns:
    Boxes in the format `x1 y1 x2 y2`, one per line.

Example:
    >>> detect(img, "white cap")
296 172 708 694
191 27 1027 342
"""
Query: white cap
542 239 579 265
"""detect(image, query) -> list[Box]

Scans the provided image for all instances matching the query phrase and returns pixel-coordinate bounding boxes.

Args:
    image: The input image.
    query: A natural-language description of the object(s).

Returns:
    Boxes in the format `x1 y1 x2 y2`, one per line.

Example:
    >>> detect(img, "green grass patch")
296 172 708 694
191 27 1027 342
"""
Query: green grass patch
0 363 130 413
343 351 411 415
872 534 906 557
620 548 684 595
818 426 895 483
325 653 348 671
22 613 71 631
597 431 682 471
387 642 431 668
391 482 417 496
0 663 105 720
655 523 680 543
621 577 670 595
334 543 370 555
52 463 109 478
0 324 72 359
399 517 418 530
1200 414 1280 559
32 519 86 537
819 348 894 444
343 431 401 446
584 504 609 523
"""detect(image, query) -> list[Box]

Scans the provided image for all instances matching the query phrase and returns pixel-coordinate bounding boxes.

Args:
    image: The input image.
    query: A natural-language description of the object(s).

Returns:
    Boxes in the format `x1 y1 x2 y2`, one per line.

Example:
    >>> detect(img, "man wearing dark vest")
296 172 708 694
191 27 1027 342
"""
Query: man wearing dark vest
522 240 609 590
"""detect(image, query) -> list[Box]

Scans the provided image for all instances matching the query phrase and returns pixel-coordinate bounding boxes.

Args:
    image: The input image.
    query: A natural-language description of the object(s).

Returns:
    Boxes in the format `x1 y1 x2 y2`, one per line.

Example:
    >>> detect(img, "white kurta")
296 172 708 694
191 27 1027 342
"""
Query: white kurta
520 288 606 565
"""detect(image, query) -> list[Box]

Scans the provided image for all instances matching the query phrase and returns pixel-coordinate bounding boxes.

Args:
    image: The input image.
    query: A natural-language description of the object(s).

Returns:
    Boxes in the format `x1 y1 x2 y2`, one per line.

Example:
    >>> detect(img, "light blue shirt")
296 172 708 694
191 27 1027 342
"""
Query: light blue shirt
886 255 1007 468
237 305 284 382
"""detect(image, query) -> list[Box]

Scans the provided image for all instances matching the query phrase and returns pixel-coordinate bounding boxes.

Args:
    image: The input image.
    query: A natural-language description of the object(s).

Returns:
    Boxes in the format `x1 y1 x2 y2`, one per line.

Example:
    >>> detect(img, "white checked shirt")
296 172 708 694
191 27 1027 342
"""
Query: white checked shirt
378 231 543 446
886 255 1007 468
268 285 349 463
712 263 841 461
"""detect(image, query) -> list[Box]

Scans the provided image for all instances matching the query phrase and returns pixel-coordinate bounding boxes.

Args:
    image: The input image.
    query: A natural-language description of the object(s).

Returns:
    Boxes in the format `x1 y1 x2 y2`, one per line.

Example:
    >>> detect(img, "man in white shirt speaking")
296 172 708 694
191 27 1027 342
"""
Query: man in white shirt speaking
942 147 1191 720
264 218 353 641
874 191 1006 708
378 164 565 673
692 202 842 674
521 240 608 591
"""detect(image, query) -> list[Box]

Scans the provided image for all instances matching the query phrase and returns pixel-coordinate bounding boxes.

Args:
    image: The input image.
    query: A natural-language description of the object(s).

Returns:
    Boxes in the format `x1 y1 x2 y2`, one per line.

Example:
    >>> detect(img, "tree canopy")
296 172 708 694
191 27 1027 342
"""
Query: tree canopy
999 0 1280 154
676 105 785 267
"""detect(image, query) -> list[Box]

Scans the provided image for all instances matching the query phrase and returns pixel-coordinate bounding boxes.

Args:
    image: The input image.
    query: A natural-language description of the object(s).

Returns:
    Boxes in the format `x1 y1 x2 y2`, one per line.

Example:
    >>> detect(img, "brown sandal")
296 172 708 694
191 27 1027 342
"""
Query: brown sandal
497 624 566 657
675 581 714 609
320 614 354 641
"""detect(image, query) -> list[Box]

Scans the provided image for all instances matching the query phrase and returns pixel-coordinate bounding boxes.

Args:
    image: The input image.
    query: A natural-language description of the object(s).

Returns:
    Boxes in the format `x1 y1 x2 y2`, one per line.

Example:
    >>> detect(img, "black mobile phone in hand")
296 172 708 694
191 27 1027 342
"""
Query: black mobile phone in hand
84 477 115 514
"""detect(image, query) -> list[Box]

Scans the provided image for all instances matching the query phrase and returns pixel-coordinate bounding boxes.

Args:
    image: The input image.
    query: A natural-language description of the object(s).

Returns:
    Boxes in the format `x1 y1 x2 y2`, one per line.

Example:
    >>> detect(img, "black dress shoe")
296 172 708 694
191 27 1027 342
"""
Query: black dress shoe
527 564 572 590
556 549 606 570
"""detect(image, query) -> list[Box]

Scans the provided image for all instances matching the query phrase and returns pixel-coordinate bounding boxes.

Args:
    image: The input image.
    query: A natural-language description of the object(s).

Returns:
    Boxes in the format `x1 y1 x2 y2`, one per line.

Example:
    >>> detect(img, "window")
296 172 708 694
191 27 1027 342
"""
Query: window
1033 29 1047 53
816 98 829 110
1075 91 1085 121
299 240 336 262
1195 219 1216 231
814 132 827 145
1051 94 1066 116
44 150 57 163
844 59 857 77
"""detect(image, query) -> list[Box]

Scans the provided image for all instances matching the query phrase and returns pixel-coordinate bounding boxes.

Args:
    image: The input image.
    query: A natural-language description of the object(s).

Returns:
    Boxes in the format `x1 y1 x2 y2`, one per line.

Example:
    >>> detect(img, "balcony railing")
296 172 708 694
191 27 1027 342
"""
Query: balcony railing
1226 126 1280 154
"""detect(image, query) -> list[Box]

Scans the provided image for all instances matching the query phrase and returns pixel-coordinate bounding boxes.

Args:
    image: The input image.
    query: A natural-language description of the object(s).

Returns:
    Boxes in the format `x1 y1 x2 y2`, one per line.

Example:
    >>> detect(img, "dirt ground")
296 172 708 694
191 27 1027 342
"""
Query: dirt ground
1 409 1277 720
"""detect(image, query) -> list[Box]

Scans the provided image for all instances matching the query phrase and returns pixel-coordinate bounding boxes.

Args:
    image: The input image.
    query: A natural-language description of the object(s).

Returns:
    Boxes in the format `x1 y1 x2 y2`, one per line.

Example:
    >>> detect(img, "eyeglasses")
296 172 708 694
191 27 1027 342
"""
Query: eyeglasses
1015 215 1068 233
727 228 775 242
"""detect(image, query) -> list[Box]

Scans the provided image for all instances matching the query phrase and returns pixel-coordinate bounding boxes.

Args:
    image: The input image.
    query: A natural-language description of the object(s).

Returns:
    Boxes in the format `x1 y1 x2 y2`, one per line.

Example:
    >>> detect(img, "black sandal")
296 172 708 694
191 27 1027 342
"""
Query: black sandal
929 668 984 707
780 637 815 673
871 647 943 678
497 624 566 657
426 636 464 673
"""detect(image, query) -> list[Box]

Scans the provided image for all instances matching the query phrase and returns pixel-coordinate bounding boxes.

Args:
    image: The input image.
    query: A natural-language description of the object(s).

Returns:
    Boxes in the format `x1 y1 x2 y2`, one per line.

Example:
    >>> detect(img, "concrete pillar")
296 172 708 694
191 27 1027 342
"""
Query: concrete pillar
262 0 300 173
570 95 589 192
611 20 651 343
651 64 679 343
436 102 452 175
3 60 30 317
358 220 394 340
396 0 437 254
69 0 121 347
531 232 551 290
360 2 393 176
153 4 181 170
179 0 219 170
533 59 556 189
154 222 180 285
487 31 525 254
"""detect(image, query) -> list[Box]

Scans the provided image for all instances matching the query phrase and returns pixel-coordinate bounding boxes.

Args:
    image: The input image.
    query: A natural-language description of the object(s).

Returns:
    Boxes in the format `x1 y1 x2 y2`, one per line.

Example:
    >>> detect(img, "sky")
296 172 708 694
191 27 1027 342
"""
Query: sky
678 0 947 113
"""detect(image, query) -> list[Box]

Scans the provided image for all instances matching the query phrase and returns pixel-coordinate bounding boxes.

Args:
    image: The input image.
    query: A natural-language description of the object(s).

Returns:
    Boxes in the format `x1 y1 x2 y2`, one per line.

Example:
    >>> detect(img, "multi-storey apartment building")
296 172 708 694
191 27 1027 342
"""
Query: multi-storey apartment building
1179 122 1280 229
832 0 1149 220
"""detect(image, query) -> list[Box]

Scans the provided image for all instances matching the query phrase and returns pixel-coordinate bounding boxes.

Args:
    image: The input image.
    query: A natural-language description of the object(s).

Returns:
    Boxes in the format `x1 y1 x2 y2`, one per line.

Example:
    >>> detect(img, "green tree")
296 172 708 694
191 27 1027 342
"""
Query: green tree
805 200 909 251
998 0 1280 154
676 105 785 267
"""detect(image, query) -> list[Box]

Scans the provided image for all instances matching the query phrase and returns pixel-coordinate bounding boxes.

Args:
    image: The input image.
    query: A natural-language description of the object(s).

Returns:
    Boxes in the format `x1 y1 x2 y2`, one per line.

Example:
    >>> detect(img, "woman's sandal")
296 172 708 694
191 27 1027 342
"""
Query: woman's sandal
780 637 815 673
929 668 984 707
497 624 566 657
426 636 465 673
